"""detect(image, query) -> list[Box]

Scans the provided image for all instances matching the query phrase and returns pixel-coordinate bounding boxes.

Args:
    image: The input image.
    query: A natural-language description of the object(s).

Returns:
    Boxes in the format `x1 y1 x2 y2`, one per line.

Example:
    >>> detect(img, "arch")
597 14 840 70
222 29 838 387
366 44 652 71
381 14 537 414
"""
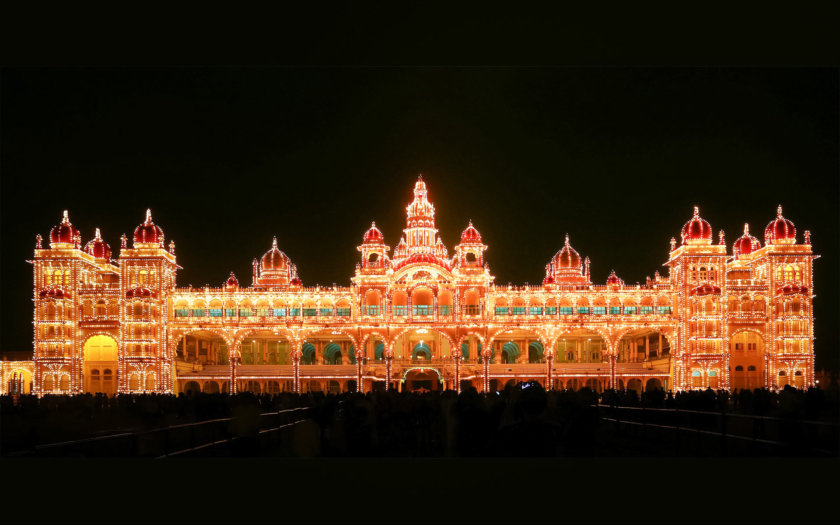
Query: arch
412 342 431 360
375 342 385 361
301 342 316 365
501 342 520 364
528 341 544 363
645 378 662 392
730 329 765 391
128 373 141 391
626 378 642 394
323 342 343 365
203 381 220 393
145 372 156 391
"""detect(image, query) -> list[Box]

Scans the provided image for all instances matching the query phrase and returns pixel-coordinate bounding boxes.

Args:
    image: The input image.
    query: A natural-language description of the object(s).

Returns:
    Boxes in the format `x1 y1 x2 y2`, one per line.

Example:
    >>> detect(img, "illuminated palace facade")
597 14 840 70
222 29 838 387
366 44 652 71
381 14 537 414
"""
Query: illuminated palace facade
9 178 817 396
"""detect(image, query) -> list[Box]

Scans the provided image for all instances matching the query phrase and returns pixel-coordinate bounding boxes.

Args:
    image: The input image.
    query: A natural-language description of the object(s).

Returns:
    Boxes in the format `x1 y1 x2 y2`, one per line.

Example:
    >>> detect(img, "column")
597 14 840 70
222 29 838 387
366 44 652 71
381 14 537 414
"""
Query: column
482 350 491 392
293 348 301 394
658 332 663 358
356 345 363 392
453 350 461 393
645 335 650 361
546 351 554 390
609 354 617 390
230 342 238 395
385 352 392 391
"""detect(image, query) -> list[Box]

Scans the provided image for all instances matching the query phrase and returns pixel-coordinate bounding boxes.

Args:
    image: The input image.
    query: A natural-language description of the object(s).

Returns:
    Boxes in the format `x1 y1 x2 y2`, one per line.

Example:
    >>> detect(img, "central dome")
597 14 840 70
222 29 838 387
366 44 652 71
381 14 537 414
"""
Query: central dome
261 237 291 271
553 234 581 269
681 206 712 245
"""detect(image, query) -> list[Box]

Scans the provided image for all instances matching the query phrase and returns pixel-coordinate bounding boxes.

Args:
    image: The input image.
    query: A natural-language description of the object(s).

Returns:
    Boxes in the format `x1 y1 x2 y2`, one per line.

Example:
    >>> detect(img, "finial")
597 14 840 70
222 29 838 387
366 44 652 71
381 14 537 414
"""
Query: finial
468 219 473 227
145 208 153 224
744 223 750 235
670 237 676 251
121 234 127 249
272 236 278 248
564 233 570 245
693 206 699 218
94 228 102 240
371 221 376 227
62 210 69 224
417 174 423 181
804 230 811 244
719 229 725 245
777 204 783 218
35 234 42 249
169 240 176 254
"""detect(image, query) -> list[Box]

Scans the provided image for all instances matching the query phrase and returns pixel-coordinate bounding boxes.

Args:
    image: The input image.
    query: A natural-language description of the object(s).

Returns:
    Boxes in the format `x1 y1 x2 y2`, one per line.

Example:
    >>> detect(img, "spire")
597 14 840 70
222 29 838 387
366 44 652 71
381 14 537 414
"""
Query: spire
94 228 102 241
272 236 278 249
145 208 153 224
777 204 784 218
744 223 750 235
693 206 700 218
62 210 70 224
719 229 725 245
564 233 570 246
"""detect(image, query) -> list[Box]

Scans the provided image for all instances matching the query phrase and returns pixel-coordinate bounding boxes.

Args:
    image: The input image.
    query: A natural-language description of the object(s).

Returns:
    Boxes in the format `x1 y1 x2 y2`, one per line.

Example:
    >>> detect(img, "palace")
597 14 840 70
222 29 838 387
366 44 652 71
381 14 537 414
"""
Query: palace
5 178 817 396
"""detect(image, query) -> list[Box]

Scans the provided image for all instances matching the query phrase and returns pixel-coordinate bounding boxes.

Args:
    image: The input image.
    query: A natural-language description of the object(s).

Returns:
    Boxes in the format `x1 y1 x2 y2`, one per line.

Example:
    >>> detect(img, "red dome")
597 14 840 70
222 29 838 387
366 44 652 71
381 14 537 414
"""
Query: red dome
461 221 482 243
733 223 761 258
363 222 384 244
542 275 555 285
261 237 291 271
778 284 808 295
84 228 111 260
681 206 712 245
133 209 164 246
394 252 452 271
606 270 623 286
290 276 302 286
126 286 156 299
225 272 239 288
39 287 68 299
690 283 721 296
764 205 796 245
49 210 81 246
553 234 581 269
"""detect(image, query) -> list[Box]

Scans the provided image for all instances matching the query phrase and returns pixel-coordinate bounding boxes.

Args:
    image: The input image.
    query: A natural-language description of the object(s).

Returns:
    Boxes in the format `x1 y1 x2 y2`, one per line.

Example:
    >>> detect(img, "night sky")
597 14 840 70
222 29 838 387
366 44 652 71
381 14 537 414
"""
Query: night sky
2 68 837 372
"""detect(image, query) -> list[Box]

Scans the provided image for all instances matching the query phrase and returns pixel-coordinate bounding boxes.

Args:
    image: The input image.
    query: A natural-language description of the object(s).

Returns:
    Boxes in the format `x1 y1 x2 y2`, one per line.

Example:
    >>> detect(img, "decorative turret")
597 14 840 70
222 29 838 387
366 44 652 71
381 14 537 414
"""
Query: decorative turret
733 223 760 259
49 210 81 247
84 228 111 261
681 206 712 245
544 234 590 285
454 220 488 270
133 209 164 247
358 222 391 271
765 205 796 245
253 237 299 289
392 177 451 272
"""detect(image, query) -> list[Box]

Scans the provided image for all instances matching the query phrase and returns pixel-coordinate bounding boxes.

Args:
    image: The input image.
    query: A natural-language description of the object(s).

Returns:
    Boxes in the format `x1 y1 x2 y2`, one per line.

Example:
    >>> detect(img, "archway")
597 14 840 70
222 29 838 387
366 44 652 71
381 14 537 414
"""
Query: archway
645 378 662 392
528 341 545 364
554 329 608 364
83 334 118 395
501 342 520 364
730 331 765 391
491 329 544 365
323 343 343 365
237 330 293 366
412 342 431 361
392 328 453 360
403 367 442 392
301 329 356 366
616 328 670 364
301 343 316 365
203 381 220 393
627 378 642 394
184 381 201 395
460 335 482 363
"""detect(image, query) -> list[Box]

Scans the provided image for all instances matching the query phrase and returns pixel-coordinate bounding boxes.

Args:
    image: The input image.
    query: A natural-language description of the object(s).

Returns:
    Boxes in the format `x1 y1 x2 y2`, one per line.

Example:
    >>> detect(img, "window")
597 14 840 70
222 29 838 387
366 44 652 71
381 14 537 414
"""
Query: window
273 308 286 317
609 306 621 315
640 306 653 315
593 307 606 315
319 308 333 316
191 308 205 317
657 306 672 315
559 307 573 315
303 308 317 317
778 370 786 376
239 308 252 317
257 308 272 317
747 343 757 350
511 307 526 315
624 307 637 315
734 343 744 350
577 307 590 314
545 306 557 315
393 305 407 316
439 305 451 315
289 308 301 316
225 308 236 317
495 307 508 316
735 366 744 371
336 308 351 317
413 305 433 316
530 306 543 315
464 305 481 315
747 366 756 371
175 309 189 318
366 305 380 316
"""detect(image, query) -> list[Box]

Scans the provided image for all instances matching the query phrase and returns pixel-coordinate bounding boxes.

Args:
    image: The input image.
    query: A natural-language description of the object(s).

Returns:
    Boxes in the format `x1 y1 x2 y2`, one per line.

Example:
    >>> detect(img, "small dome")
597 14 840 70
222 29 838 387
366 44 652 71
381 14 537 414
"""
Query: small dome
261 237 291 271
542 274 555 285
681 206 713 245
606 270 623 286
733 223 761 258
778 283 808 295
690 283 721 296
363 222 384 244
126 286 156 299
765 205 796 245
290 276 302 286
84 228 111 260
39 287 68 299
225 272 239 288
133 209 164 246
553 234 581 269
461 220 482 243
49 210 81 246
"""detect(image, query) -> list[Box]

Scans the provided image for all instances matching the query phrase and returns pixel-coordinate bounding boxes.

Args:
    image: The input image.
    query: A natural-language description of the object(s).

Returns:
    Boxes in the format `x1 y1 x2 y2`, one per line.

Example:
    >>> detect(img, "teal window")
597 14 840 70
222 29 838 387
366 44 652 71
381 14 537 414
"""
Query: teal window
529 307 543 315
511 307 526 315
393 305 407 316
593 307 606 315
624 307 637 315
545 306 557 315
191 308 205 317
303 308 317 317
657 306 672 315
225 308 236 317
289 308 300 317
336 308 351 316
239 309 252 317
578 307 590 314
320 308 333 316
640 306 653 315
495 307 508 316
439 305 451 315
366 305 380 316
209 308 223 317
273 308 286 317
256 308 271 317
413 305 433 316
559 307 573 315
175 308 188 317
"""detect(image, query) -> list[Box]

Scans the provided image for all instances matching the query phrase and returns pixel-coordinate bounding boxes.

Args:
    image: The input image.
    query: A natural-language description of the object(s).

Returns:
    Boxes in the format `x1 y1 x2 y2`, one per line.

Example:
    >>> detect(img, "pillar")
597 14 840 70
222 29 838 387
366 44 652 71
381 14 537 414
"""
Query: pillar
609 354 617 390
546 350 553 390
292 349 301 394
645 335 650 361
356 348 364 392
453 350 461 393
385 352 393 391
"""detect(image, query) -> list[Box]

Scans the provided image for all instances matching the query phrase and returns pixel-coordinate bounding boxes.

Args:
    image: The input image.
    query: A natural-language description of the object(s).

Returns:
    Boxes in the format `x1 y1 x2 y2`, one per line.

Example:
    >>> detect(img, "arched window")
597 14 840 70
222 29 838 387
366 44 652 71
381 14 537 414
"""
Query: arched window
747 366 756 371
778 370 786 376
699 267 707 281
735 365 744 371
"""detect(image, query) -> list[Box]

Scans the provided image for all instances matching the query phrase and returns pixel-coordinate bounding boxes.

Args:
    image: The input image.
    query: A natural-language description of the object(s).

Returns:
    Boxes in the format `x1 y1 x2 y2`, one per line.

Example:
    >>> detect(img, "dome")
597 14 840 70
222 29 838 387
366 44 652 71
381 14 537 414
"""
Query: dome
84 228 111 261
733 223 761 258
542 274 555 285
765 205 796 245
606 270 623 286
126 286 156 299
39 287 68 299
261 237 291 271
681 206 712 245
552 234 581 269
49 210 81 246
690 283 721 296
778 284 808 295
133 209 164 246
225 272 239 288
461 220 482 243
394 252 451 271
290 276 302 286
363 222 384 244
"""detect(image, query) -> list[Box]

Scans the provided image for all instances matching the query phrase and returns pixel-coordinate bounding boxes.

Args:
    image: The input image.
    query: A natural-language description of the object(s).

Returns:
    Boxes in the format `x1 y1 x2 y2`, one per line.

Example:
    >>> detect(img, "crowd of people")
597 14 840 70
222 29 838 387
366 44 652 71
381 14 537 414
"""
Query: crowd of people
2 382 837 457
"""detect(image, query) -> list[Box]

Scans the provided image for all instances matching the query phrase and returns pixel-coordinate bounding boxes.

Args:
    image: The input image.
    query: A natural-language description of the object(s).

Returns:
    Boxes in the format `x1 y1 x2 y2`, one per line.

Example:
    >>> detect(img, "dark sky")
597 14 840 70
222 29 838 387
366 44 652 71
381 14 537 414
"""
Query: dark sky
2 68 837 371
